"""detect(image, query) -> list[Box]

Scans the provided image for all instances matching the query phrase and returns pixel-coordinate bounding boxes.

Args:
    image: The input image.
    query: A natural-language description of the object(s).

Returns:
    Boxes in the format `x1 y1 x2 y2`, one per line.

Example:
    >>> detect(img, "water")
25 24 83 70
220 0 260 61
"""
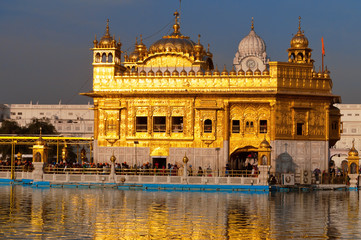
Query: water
0 186 360 239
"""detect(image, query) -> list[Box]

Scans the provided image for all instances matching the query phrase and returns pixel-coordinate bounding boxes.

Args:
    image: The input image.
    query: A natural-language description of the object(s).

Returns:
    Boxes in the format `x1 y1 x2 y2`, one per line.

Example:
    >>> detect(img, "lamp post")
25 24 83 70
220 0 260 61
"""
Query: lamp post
134 141 139 167
17 152 22 164
81 147 86 164
61 145 67 163
215 148 220 177
109 153 116 183
10 140 17 180
183 153 189 178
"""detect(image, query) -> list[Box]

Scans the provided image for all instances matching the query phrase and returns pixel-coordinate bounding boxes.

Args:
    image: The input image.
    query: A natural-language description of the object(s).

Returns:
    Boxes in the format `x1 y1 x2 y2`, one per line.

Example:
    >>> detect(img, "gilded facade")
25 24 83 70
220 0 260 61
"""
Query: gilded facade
82 12 341 175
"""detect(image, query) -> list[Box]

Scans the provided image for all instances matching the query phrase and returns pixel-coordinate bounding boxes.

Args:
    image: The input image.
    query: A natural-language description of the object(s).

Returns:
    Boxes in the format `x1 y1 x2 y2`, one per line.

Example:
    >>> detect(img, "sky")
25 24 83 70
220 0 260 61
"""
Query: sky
1 0 361 104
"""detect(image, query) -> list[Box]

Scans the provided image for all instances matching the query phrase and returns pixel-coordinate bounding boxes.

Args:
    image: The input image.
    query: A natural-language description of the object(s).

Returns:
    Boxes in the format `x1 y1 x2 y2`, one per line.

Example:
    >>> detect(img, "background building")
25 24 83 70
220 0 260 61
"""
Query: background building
0 102 94 138
331 104 361 172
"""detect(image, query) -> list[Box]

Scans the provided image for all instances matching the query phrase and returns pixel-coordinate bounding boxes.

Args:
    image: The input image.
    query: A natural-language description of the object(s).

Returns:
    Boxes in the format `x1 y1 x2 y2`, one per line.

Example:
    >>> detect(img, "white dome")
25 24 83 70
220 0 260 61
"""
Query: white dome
237 30 266 58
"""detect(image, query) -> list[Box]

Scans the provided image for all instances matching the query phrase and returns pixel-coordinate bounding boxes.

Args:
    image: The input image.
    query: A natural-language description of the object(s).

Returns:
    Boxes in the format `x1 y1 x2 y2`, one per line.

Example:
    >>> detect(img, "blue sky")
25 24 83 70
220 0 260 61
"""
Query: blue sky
1 0 360 104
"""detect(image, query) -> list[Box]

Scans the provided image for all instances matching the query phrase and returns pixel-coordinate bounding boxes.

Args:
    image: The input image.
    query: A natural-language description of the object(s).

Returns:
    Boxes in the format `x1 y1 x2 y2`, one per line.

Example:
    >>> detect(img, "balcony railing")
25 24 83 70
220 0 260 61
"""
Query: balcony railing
172 124 183 133
153 124 166 132
136 124 147 132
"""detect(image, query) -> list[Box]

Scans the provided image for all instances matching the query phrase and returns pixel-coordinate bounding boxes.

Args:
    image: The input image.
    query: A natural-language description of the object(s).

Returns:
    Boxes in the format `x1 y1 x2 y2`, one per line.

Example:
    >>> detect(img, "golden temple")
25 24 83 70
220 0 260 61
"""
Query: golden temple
82 12 341 175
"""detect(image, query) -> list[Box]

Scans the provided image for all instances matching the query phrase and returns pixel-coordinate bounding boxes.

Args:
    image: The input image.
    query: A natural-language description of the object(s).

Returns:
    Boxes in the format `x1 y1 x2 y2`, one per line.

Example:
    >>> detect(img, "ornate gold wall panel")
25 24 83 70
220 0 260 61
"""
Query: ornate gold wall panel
229 103 270 153
144 55 193 68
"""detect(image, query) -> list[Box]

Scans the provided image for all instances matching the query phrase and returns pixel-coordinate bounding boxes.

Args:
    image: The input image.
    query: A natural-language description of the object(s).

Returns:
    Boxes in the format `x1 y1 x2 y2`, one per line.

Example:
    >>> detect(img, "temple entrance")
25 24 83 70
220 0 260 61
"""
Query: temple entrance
152 157 166 169
229 146 258 170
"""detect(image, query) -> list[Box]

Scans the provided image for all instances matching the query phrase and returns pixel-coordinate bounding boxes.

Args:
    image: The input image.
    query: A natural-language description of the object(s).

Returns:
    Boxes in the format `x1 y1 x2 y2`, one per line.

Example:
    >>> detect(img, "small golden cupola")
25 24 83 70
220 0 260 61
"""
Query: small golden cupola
288 16 312 64
260 138 271 149
95 19 120 50
347 140 360 174
194 34 204 61
258 138 271 165
348 141 359 157
124 36 145 71
129 37 140 62
92 19 125 73
136 35 148 61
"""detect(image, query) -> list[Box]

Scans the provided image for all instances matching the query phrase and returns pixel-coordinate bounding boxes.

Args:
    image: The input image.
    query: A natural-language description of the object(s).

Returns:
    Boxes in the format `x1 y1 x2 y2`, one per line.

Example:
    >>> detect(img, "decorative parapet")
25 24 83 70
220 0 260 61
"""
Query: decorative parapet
92 61 333 97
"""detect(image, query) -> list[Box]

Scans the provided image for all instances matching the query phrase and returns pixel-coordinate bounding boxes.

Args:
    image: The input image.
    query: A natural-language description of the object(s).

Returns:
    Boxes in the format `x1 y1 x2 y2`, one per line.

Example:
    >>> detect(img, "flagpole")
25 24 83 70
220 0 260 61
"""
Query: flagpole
321 37 325 73
322 52 324 73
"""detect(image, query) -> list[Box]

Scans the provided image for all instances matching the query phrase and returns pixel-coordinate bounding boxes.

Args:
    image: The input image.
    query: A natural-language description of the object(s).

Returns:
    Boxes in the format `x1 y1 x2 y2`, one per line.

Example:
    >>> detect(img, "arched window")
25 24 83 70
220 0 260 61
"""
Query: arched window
108 53 113 63
35 152 41 162
290 53 295 60
102 53 106 63
95 53 100 63
341 160 348 174
204 119 212 133
297 53 303 61
262 155 267 165
350 162 357 174
245 121 254 132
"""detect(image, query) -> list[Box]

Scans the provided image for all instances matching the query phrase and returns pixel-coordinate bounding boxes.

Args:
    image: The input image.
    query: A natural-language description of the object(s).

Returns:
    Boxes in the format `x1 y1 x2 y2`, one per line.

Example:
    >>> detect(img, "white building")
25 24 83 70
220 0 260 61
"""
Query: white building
331 104 361 171
0 102 94 138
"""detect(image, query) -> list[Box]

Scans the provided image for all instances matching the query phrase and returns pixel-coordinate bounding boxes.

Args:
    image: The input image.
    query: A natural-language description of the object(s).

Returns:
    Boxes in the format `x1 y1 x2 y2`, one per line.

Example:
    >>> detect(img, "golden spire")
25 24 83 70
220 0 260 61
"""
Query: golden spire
298 16 301 32
221 64 228 76
173 11 180 34
198 34 201 44
105 19 110 37
348 139 359 157
93 34 98 47
174 10 179 25
251 17 254 30
140 34 143 44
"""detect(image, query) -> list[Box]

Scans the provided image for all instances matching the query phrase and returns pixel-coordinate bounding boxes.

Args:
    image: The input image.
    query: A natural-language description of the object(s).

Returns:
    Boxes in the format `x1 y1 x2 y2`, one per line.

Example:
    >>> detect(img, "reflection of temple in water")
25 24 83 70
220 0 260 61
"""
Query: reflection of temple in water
1 186 361 238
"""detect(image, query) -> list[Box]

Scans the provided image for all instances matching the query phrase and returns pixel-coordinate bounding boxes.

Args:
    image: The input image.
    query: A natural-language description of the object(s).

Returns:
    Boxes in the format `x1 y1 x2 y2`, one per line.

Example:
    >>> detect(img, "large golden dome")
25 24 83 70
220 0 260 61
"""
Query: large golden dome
149 11 196 54
150 37 195 54
290 17 309 48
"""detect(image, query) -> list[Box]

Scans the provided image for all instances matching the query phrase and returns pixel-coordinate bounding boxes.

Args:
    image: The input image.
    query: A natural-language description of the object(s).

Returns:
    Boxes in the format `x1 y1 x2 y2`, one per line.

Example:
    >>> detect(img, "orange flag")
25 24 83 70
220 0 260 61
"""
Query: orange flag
321 37 325 56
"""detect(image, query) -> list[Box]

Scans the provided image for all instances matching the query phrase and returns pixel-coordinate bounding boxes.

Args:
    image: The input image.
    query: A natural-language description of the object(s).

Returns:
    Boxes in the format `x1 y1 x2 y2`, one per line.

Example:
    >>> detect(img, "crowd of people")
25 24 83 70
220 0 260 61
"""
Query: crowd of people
0 159 33 171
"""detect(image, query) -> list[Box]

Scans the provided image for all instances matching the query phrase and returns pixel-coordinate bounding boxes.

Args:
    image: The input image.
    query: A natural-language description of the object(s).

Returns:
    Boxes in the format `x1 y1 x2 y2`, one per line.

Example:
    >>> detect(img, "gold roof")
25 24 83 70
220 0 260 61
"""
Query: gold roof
290 16 309 49
149 11 197 54
99 20 113 44
260 139 271 148
348 140 359 157
36 127 46 146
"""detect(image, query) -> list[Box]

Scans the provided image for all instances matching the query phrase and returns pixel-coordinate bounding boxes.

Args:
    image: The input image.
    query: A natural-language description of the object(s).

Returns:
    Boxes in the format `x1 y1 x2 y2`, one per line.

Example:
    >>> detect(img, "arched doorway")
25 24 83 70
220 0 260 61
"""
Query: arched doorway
229 146 258 171
341 160 348 175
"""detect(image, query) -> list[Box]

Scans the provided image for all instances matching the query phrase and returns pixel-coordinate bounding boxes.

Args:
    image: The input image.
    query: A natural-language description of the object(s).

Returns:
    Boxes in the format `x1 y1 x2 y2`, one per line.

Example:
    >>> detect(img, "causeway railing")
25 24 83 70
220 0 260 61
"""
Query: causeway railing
0 166 34 172
43 167 258 177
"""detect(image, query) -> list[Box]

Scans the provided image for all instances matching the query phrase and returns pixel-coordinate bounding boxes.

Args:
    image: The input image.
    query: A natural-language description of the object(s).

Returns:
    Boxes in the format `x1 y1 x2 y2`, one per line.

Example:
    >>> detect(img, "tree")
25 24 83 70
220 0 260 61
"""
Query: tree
24 119 59 160
0 119 59 160
23 118 58 135
0 120 22 160
0 120 22 134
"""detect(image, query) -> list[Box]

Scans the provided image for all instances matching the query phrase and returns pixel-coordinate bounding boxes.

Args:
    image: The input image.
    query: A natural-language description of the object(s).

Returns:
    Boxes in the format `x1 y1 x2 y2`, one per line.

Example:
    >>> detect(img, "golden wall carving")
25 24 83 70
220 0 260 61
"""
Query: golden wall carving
144 55 193 68
229 103 270 153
